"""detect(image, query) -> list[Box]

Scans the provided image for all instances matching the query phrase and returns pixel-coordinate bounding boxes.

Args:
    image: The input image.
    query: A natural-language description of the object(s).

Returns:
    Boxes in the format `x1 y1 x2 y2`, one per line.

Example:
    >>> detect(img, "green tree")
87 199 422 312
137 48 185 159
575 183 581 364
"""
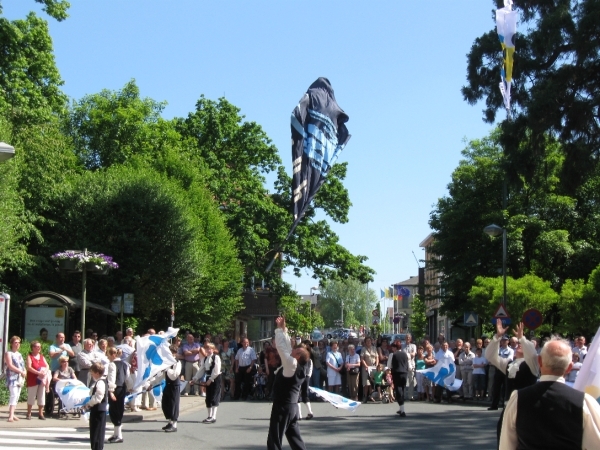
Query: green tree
463 1 600 196
428 129 596 317
0 8 67 130
410 295 427 341
317 279 376 328
468 274 559 335
44 165 243 333
558 264 600 337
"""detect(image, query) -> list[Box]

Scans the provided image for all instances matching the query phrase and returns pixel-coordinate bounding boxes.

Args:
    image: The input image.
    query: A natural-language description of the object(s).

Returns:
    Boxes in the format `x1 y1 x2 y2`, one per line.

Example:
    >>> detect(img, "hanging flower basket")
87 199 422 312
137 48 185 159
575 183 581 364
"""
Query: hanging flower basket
51 251 119 274
58 259 80 271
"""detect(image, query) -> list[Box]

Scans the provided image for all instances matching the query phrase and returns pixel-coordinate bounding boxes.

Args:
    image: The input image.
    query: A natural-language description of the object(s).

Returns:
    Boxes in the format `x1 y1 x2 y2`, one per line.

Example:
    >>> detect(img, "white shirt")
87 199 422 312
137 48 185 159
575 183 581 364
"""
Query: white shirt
485 335 539 377
274 328 297 378
500 375 600 450
193 354 222 382
235 347 257 367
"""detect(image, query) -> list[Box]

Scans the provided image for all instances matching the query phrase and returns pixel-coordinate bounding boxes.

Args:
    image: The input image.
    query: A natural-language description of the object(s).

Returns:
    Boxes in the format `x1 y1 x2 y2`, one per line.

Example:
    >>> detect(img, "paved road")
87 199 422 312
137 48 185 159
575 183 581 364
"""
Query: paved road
2 399 500 449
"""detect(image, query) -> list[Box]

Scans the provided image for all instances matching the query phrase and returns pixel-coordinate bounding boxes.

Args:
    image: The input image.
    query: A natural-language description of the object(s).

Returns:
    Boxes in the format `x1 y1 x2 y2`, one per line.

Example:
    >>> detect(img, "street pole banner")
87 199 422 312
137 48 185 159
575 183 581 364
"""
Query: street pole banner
308 386 361 412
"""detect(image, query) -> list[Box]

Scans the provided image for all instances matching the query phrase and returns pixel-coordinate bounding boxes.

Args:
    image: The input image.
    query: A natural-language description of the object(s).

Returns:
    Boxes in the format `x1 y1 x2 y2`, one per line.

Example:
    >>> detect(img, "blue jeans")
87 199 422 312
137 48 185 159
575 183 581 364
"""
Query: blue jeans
310 369 321 399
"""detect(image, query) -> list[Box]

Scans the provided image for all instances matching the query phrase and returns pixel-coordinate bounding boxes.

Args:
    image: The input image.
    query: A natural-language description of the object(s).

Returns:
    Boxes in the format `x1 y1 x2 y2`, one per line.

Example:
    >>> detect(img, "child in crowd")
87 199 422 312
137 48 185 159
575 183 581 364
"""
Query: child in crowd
372 364 385 400
254 366 267 398
472 347 488 400
566 353 582 384
384 368 395 402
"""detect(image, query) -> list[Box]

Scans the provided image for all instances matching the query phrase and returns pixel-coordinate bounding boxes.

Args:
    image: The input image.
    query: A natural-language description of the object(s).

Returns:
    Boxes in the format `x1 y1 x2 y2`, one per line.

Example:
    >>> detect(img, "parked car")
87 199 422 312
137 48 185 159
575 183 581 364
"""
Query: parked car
381 333 407 345
326 328 358 339
311 329 324 341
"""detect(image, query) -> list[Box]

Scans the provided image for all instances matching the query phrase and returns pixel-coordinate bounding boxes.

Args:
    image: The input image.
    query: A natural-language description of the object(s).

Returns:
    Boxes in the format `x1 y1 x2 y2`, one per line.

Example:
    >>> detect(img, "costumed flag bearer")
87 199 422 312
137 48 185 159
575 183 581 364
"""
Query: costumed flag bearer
162 346 182 432
82 362 107 450
107 347 129 443
191 343 222 423
267 316 310 450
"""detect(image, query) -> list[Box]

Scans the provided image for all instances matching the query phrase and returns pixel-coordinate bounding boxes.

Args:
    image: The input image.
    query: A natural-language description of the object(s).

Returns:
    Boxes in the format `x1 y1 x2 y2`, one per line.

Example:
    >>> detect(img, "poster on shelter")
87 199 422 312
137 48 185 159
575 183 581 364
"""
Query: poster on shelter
24 307 66 341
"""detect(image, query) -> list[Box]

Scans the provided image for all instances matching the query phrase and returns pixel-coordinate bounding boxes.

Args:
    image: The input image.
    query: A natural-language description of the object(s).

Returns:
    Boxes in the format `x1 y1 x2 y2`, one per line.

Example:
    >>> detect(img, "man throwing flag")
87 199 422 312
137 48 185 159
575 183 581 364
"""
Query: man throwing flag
267 316 310 450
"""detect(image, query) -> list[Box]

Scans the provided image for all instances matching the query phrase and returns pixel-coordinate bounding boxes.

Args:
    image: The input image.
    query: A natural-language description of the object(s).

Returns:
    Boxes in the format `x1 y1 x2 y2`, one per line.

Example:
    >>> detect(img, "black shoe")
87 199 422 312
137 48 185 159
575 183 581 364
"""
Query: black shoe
162 423 172 430
305 414 313 420
202 417 213 423
487 406 498 411
164 427 177 432
399 411 406 417
111 438 124 443
396 410 402 415
205 417 216 424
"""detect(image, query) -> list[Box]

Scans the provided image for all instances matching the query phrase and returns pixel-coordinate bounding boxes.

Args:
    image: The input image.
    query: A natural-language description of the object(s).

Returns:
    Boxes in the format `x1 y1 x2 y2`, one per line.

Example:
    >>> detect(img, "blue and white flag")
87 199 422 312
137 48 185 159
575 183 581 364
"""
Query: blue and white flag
574 325 600 403
417 359 463 391
308 386 361 412
55 379 91 411
133 328 178 390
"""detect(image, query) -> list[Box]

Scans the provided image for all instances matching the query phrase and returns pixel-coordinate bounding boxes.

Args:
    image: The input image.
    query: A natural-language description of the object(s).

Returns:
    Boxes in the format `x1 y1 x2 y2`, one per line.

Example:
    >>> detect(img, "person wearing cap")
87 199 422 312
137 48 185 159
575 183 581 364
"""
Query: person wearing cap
487 332 514 411
486 319 539 445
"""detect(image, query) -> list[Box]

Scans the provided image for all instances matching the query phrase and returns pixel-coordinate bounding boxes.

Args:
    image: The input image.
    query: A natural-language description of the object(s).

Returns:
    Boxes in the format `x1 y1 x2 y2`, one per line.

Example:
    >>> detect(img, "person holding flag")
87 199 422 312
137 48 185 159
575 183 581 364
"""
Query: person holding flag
267 316 310 450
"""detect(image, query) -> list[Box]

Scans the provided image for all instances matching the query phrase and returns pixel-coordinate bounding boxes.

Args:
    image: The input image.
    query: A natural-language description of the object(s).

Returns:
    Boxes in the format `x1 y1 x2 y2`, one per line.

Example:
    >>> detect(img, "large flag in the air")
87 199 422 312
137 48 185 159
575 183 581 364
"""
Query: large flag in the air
56 379 91 411
133 328 178 390
291 77 350 223
417 359 463 391
496 0 518 111
309 386 361 412
574 325 600 402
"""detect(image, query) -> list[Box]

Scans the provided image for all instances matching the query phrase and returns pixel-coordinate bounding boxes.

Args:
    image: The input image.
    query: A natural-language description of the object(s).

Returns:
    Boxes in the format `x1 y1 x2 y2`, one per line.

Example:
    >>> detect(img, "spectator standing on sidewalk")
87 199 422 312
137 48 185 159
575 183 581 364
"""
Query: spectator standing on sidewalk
181 333 203 396
5 336 26 422
404 334 417 401
68 330 82 378
234 338 257 401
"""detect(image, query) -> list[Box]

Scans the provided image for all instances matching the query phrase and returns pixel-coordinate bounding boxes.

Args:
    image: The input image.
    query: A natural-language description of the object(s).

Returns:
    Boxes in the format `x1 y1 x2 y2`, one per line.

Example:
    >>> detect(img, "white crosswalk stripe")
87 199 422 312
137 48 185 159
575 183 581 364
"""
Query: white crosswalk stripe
0 425 114 449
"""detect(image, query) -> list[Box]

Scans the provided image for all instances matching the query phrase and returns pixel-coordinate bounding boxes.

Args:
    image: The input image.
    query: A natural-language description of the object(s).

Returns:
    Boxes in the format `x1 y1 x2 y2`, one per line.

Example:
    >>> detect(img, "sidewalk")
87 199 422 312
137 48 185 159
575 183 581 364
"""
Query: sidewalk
0 394 207 429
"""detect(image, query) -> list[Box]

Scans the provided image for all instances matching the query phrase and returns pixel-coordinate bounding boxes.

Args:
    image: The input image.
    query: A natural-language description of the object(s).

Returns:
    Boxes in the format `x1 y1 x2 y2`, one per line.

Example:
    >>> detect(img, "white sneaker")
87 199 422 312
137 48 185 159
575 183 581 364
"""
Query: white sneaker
200 393 206 397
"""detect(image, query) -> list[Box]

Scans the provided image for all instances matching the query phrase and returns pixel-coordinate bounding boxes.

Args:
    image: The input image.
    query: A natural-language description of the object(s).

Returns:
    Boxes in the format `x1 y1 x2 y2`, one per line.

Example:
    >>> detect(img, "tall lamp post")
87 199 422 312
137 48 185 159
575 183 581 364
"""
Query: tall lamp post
310 286 319 329
484 224 507 307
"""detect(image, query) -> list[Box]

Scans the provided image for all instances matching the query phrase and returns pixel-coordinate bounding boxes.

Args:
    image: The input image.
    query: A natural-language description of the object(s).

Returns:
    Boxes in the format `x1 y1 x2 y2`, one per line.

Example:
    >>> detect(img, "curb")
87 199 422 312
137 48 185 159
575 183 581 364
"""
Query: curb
0 396 207 428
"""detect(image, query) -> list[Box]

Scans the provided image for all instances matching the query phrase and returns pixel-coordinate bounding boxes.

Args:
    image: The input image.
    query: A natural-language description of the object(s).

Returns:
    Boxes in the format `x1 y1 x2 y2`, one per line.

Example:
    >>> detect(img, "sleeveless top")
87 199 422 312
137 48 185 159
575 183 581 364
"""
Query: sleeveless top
114 360 128 388
26 353 48 387
91 378 108 412
506 360 537 399
273 364 306 406
516 381 583 449
5 351 25 386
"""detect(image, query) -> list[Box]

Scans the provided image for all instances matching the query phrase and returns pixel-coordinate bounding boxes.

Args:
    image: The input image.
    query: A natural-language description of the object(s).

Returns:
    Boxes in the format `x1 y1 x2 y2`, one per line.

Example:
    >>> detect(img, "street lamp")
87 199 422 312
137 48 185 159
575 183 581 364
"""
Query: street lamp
484 224 507 307
0 142 15 162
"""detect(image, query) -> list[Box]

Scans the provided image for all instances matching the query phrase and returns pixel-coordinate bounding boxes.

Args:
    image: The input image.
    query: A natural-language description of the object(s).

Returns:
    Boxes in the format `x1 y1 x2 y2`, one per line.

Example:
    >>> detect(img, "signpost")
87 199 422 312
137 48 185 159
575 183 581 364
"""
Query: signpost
0 293 9 372
522 308 543 330
464 312 478 327
491 304 511 326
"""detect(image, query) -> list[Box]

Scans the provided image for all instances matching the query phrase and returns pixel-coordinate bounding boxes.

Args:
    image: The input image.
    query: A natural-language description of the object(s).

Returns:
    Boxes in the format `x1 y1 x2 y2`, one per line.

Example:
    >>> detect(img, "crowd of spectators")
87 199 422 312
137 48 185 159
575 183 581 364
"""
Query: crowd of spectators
3 324 591 422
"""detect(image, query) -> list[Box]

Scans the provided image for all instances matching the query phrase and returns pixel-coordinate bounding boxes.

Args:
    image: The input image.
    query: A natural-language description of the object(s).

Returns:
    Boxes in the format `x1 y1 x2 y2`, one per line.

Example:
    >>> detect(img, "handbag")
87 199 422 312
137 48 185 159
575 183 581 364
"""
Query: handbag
349 367 360 375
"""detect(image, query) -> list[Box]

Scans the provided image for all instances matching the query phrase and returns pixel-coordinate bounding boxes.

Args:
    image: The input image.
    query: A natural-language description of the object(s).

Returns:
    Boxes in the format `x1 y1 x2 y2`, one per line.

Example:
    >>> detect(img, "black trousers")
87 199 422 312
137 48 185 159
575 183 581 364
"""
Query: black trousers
206 376 222 408
392 372 407 407
108 386 126 426
490 370 506 408
162 382 180 422
235 366 253 400
44 381 56 416
267 403 306 450
90 408 107 450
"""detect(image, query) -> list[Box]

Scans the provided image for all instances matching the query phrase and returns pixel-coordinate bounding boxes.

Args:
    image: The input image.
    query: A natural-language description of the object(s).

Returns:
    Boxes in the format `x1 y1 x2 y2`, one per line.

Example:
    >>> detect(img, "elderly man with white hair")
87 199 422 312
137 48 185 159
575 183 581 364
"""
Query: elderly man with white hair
500 337 600 449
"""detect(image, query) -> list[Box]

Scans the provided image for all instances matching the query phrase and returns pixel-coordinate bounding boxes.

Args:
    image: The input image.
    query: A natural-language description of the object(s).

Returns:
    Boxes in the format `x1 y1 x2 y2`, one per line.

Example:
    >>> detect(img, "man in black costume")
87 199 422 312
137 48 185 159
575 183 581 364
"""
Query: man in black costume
267 316 310 450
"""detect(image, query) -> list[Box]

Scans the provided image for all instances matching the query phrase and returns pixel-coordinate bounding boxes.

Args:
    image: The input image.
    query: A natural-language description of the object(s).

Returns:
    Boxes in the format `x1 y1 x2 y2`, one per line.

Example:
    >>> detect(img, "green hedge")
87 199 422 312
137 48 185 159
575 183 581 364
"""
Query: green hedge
1 340 51 406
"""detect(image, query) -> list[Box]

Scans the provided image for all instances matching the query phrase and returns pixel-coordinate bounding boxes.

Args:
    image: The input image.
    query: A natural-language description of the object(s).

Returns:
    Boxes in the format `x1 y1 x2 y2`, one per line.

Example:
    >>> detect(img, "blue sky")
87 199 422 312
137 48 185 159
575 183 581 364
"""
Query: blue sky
5 1 499 297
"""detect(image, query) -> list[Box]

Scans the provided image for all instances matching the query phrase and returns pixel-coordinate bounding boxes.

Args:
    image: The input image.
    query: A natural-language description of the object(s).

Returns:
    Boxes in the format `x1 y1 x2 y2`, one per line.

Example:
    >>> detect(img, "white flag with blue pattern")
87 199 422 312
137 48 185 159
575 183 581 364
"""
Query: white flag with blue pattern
133 328 178 390
55 379 91 411
308 386 361 411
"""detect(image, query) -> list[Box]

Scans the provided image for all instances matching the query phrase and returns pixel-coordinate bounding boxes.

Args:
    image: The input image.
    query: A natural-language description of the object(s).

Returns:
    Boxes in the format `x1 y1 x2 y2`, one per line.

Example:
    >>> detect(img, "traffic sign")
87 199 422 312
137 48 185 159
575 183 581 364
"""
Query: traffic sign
493 304 510 319
491 304 511 326
522 308 543 330
372 309 380 317
464 312 478 327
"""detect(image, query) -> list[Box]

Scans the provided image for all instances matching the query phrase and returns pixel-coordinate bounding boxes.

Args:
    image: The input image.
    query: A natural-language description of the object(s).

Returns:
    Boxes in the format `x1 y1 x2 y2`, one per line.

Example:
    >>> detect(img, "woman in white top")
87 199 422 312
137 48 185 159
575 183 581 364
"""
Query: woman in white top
326 341 343 393
5 336 26 422
191 343 221 423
